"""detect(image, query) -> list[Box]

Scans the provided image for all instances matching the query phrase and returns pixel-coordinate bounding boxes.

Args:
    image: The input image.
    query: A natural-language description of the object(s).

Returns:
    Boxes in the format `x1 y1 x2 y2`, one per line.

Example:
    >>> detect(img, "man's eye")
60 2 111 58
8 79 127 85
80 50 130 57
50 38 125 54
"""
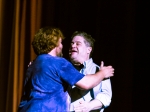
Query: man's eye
76 43 81 45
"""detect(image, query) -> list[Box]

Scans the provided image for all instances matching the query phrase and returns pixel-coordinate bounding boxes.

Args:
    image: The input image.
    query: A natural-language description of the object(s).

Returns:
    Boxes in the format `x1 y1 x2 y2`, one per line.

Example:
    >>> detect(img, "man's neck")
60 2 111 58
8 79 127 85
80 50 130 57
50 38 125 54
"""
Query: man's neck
73 63 84 71
71 59 89 66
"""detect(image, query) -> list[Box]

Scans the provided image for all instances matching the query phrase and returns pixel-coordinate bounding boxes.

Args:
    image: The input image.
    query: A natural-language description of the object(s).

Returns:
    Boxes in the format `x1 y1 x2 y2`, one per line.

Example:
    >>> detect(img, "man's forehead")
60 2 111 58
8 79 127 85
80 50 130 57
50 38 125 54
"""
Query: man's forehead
72 36 85 42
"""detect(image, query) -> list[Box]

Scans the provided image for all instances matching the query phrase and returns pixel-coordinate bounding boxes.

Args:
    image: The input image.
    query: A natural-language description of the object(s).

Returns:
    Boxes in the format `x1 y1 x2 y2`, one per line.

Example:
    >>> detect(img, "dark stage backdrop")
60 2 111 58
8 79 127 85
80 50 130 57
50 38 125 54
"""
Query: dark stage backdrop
0 0 149 112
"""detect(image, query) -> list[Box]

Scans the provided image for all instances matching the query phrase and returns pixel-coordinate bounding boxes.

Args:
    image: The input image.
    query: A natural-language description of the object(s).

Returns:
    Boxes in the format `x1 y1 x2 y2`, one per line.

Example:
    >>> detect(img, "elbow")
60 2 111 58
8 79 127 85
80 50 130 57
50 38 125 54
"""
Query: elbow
96 96 111 108
75 76 95 90
82 85 91 90
75 83 92 90
103 100 111 108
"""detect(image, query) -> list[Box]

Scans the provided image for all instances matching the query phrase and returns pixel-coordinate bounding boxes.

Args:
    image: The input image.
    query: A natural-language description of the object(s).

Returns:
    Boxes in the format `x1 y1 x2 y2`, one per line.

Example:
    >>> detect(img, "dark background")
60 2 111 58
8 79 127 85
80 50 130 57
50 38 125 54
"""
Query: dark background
40 1 149 112
1 0 149 112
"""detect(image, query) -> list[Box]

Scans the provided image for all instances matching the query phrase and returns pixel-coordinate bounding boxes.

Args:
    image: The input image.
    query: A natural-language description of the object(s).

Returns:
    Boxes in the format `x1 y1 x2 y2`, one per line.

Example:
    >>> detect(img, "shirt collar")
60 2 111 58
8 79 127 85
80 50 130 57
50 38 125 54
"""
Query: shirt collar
73 58 93 71
82 58 93 68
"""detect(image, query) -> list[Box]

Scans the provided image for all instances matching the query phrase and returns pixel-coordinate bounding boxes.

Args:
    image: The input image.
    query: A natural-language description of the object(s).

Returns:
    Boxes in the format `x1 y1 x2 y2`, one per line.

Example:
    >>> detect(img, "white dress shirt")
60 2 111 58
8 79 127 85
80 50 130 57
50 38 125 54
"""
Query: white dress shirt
70 58 112 112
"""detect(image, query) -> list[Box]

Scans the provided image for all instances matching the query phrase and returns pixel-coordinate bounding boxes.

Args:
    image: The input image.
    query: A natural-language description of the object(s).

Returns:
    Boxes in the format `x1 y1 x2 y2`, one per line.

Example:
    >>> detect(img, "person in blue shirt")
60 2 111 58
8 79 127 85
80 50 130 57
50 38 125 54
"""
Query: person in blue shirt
18 27 114 112
69 31 112 112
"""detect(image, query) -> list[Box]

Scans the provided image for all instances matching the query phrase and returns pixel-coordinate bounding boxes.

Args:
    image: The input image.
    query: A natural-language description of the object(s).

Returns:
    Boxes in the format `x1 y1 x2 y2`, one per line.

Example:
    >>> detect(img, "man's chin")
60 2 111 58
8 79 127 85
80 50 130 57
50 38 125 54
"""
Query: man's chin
70 55 76 59
70 56 79 61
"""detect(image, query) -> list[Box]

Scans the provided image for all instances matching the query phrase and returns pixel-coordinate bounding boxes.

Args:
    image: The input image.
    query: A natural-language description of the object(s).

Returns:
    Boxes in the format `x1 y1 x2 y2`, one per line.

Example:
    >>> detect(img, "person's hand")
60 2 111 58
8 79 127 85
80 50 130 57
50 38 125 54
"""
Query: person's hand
99 61 114 78
28 61 33 67
74 101 91 112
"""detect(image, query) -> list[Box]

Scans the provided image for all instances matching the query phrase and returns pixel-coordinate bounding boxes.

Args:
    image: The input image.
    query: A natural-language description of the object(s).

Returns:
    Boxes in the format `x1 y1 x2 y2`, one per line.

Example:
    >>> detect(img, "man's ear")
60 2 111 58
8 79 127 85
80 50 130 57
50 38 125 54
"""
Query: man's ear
87 47 92 54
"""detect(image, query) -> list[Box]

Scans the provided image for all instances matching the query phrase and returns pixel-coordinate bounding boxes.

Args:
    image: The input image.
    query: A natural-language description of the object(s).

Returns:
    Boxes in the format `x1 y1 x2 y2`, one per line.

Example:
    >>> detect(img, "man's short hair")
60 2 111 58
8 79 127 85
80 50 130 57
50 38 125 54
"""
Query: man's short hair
71 31 95 57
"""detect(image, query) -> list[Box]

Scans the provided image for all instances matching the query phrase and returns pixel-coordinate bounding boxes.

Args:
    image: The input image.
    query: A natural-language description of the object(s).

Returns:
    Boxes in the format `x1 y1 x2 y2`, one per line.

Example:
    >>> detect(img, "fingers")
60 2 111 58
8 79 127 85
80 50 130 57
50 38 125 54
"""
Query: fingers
28 62 32 67
74 101 89 112
104 66 114 77
79 101 83 104
110 68 115 77
99 61 115 78
100 61 104 68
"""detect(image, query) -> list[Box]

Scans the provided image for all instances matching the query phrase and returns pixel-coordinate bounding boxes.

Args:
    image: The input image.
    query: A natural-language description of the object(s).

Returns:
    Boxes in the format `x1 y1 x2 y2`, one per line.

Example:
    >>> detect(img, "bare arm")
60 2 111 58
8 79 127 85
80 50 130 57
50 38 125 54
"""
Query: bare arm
74 100 103 112
75 61 114 90
87 99 103 110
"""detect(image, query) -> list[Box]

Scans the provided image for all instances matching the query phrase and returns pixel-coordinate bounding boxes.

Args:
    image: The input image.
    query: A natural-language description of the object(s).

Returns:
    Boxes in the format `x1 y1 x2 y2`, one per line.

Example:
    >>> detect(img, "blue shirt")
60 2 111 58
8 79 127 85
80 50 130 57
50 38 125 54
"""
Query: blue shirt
18 54 84 112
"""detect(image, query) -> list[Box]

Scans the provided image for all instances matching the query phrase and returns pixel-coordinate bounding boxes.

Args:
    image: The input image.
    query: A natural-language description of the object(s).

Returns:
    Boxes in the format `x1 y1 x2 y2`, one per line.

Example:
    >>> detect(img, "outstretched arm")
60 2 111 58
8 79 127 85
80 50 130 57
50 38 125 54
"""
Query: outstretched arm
75 61 114 90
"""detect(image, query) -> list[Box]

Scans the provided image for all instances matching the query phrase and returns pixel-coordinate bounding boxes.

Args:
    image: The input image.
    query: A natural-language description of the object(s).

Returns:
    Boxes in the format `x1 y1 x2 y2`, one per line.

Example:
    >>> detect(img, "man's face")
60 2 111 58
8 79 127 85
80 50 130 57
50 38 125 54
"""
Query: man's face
69 36 92 64
56 38 63 57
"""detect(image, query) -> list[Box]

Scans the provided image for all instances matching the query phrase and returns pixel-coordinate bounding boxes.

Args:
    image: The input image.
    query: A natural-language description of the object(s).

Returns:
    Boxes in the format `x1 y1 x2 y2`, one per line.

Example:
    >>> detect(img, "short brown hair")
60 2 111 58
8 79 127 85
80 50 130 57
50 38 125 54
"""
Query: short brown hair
32 27 65 55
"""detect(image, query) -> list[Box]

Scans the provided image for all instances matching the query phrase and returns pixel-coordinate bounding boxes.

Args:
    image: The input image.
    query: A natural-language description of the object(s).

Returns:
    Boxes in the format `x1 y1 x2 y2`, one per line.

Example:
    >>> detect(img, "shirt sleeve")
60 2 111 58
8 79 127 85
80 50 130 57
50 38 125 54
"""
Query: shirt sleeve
95 78 112 108
58 58 85 86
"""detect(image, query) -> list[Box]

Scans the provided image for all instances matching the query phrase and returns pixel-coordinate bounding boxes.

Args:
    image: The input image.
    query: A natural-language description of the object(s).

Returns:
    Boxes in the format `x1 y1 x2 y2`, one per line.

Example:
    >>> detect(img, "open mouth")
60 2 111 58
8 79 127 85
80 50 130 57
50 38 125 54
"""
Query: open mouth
69 49 77 54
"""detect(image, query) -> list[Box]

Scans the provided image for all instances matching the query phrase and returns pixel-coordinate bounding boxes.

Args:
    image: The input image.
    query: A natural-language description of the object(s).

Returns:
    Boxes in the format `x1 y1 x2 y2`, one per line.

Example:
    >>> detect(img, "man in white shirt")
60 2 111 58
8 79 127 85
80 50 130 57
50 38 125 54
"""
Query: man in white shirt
69 31 112 112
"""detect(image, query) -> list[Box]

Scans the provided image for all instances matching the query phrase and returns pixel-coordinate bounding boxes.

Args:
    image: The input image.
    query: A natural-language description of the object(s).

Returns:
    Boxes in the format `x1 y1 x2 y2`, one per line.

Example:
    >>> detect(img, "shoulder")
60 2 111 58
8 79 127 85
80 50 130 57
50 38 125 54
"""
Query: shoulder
36 54 72 66
90 62 100 70
56 57 71 64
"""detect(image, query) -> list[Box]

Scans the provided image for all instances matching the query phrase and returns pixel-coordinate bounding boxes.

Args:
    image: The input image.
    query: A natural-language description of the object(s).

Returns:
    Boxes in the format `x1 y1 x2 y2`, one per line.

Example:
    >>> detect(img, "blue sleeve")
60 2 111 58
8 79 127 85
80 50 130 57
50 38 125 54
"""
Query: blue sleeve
57 58 84 86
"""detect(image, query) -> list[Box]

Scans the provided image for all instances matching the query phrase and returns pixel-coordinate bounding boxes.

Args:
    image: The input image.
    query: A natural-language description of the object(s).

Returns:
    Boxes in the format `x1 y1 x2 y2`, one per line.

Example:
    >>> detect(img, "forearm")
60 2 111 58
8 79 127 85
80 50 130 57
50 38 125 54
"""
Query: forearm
75 65 114 90
75 73 104 90
88 99 103 110
74 99 103 112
